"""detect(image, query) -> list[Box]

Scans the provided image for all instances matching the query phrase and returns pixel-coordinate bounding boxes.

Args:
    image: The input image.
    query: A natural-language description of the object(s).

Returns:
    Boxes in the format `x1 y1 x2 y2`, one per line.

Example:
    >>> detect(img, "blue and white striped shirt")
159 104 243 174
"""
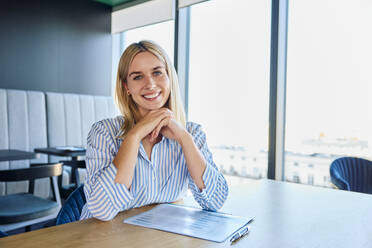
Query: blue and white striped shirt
80 116 228 221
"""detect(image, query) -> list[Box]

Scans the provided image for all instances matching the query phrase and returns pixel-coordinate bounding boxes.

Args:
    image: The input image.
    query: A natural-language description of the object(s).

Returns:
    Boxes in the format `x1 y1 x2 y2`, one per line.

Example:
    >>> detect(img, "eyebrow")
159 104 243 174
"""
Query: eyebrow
128 71 141 77
153 66 164 70
128 66 165 77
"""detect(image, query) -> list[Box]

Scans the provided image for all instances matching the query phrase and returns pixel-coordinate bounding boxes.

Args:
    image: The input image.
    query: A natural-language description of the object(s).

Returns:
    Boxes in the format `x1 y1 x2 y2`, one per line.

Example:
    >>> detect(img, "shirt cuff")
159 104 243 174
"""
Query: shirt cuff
97 163 135 209
191 163 219 202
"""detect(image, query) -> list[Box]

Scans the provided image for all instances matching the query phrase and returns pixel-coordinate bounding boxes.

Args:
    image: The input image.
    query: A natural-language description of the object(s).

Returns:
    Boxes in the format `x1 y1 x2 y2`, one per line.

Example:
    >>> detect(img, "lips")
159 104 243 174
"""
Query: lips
142 91 161 100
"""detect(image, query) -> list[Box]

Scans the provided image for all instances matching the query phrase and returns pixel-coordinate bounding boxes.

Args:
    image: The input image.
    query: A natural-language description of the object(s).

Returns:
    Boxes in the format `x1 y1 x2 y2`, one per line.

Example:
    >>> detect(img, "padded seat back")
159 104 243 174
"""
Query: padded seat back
0 89 119 195
0 89 49 198
45 92 119 185
46 92 118 150
330 157 372 194
56 184 86 225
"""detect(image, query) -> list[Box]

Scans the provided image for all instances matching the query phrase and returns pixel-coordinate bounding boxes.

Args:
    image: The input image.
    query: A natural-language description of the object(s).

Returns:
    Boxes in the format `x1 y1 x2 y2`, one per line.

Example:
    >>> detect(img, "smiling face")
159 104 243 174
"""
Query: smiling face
125 51 171 117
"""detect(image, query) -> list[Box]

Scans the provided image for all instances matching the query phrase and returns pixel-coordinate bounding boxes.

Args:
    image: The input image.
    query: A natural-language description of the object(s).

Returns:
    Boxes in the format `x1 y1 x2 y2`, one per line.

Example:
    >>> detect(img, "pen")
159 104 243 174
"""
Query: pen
230 219 254 244
230 226 250 244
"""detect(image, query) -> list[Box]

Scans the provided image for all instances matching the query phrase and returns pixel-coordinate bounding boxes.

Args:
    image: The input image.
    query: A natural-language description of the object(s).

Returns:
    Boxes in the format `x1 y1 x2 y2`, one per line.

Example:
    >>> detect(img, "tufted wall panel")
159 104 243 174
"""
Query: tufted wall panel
0 89 49 197
46 92 119 186
0 89 119 198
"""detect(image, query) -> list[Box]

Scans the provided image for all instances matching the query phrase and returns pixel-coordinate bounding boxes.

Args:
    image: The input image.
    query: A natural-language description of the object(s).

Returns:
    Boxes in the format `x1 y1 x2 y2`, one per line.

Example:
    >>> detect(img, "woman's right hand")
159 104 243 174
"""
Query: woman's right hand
127 108 173 142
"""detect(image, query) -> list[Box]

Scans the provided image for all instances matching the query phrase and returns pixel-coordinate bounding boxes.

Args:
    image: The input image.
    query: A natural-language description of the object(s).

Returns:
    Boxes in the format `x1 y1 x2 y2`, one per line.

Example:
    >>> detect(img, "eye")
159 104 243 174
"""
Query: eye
133 75 143 80
153 70 162 76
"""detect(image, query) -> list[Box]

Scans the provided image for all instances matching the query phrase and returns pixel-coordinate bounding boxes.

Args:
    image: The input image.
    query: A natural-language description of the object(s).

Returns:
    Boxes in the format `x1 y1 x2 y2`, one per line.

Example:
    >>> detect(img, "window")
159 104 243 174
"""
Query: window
285 0 372 187
121 21 175 61
188 0 271 179
293 173 300 184
308 175 314 185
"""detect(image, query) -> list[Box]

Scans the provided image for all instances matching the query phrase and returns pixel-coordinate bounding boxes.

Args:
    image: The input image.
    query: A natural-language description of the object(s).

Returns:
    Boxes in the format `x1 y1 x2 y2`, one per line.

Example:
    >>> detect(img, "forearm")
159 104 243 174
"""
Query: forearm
85 183 121 221
113 132 140 188
85 167 136 220
179 132 206 190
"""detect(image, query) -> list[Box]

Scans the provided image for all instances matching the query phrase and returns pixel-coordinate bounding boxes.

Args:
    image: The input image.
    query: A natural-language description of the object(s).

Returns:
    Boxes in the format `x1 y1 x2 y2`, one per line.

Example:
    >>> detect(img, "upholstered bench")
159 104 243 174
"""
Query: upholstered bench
0 89 118 199
45 92 118 190
0 89 50 198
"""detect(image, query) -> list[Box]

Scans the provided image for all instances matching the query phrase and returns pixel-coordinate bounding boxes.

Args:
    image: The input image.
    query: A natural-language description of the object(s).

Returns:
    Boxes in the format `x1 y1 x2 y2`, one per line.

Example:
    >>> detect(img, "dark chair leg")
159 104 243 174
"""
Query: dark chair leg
58 171 63 190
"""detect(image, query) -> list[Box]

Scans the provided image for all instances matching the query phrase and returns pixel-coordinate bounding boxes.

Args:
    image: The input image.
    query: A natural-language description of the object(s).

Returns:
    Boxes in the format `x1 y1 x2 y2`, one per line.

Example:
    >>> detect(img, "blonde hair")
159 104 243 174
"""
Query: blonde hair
115 40 186 139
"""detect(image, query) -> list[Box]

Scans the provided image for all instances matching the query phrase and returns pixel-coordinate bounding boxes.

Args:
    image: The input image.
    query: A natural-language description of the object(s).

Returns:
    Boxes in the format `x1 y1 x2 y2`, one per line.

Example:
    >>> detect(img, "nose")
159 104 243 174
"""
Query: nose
144 75 156 90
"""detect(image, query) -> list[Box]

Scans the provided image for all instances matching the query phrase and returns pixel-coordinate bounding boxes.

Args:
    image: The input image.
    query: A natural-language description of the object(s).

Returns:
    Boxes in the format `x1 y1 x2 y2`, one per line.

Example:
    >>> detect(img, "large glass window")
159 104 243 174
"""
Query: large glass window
285 0 372 187
121 21 175 62
188 0 271 179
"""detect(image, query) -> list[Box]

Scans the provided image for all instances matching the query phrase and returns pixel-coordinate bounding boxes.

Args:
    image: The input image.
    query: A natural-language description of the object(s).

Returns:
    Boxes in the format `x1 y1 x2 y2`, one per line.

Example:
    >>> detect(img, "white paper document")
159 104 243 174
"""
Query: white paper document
55 146 85 151
123 203 253 243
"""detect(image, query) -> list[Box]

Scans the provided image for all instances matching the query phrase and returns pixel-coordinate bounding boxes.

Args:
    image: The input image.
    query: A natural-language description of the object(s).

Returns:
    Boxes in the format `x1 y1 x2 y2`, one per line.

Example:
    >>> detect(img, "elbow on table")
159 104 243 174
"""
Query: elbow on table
206 186 229 211
88 203 119 221
92 210 118 221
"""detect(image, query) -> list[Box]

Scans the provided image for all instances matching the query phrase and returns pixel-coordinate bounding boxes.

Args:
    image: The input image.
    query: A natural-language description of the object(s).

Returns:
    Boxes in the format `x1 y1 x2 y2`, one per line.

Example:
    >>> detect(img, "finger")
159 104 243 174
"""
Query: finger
150 127 160 142
152 120 166 140
142 109 171 129
149 108 172 116
152 117 170 140
150 129 157 142
145 109 171 126
137 109 173 139
153 110 172 127
151 121 163 141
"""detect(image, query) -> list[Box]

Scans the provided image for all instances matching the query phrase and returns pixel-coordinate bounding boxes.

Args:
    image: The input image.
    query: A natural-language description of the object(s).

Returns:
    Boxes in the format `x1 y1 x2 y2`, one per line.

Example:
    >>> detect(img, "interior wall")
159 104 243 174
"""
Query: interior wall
0 0 112 96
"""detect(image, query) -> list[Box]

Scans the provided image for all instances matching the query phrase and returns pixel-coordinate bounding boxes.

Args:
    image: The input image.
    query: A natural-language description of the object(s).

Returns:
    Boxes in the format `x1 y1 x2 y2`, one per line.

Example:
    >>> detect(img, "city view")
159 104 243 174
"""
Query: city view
211 135 370 188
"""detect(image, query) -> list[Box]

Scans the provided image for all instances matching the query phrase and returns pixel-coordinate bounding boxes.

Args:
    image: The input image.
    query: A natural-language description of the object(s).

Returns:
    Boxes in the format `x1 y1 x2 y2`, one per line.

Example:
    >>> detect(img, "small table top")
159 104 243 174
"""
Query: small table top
34 147 86 159
0 149 37 162
1 178 372 248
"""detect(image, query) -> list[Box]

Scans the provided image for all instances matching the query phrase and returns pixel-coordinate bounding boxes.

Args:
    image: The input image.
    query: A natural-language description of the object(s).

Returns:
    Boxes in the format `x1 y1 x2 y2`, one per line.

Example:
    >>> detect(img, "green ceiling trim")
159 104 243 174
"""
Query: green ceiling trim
94 0 135 7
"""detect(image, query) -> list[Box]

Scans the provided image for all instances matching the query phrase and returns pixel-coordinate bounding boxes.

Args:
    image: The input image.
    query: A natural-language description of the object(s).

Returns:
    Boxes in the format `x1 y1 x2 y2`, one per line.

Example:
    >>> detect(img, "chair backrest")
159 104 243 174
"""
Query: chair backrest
56 184 86 225
0 230 8 238
0 163 63 203
0 89 49 197
0 163 63 182
330 157 372 194
0 163 63 232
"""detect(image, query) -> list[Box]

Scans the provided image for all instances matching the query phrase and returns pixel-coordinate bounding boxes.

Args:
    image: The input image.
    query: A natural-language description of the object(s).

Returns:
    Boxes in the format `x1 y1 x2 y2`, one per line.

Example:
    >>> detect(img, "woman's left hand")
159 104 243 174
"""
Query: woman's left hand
150 114 186 143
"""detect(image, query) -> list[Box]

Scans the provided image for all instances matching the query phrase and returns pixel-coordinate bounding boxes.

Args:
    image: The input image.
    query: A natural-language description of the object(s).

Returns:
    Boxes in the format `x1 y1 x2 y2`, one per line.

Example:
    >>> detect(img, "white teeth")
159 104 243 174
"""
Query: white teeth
143 92 160 99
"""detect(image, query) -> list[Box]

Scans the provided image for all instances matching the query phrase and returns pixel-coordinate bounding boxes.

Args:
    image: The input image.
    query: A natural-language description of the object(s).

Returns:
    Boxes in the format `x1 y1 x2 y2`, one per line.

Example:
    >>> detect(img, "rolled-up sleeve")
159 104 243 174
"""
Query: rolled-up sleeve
84 121 134 221
187 123 229 211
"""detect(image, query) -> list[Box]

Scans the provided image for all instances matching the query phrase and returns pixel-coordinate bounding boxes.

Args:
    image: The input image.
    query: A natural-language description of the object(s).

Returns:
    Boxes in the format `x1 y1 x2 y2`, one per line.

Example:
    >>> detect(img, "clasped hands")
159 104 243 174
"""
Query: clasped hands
129 108 187 144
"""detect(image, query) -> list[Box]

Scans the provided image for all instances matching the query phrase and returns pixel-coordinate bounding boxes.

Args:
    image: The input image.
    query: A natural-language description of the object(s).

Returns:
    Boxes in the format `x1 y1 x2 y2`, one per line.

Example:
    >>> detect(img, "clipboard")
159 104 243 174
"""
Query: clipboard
123 203 253 243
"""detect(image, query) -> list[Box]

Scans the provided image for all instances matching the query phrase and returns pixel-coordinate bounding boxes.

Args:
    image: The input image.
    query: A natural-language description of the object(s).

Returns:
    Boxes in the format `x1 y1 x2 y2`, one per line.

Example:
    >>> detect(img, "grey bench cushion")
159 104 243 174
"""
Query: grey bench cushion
0 89 49 198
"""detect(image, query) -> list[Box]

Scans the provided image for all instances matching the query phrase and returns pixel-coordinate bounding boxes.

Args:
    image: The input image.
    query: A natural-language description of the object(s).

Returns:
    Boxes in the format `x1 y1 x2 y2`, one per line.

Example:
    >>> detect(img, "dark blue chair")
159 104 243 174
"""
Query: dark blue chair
56 184 86 225
330 157 372 194
0 230 8 238
0 163 63 232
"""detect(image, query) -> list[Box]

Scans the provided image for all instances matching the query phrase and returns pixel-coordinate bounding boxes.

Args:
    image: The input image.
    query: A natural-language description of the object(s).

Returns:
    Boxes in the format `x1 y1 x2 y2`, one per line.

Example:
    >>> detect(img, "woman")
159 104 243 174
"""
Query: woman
80 40 228 221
